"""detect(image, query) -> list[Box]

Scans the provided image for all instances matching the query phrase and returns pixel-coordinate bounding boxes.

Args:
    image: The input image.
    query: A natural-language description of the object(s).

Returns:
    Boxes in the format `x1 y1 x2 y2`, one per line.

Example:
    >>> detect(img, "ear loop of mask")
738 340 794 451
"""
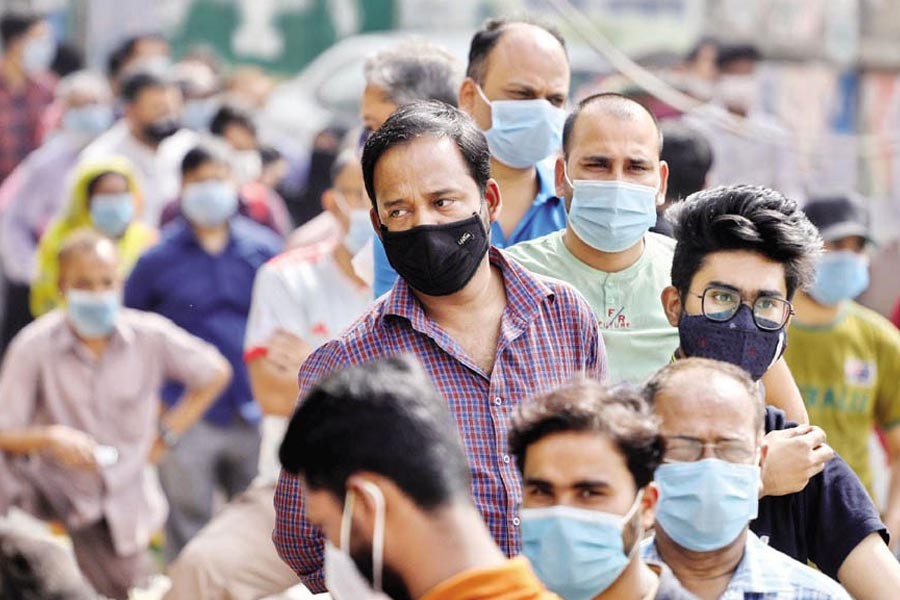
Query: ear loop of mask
341 481 386 592
622 489 645 560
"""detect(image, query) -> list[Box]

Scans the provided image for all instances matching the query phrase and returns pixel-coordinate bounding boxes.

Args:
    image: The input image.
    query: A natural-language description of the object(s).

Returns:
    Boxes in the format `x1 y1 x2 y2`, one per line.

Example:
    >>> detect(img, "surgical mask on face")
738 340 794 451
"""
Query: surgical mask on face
182 97 220 131
655 458 759 552
564 165 659 253
381 211 490 296
181 180 239 227
344 208 374 255
324 481 392 600
522 491 644 600
808 250 869 306
63 104 114 139
679 303 786 380
22 33 56 75
90 193 134 238
477 85 565 169
66 289 121 339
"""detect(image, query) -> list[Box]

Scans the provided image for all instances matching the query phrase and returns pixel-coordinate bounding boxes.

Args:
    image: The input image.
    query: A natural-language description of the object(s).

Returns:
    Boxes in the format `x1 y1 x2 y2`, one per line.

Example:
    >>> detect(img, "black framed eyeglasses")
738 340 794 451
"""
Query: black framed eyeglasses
693 286 793 331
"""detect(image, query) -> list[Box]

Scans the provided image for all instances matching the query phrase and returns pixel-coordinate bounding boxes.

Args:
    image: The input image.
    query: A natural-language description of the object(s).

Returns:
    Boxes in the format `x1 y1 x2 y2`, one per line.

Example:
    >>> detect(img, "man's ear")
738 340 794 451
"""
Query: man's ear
657 160 670 206
345 474 380 535
369 206 382 240
661 285 682 327
640 482 659 531
458 77 477 116
554 155 568 199
484 178 502 223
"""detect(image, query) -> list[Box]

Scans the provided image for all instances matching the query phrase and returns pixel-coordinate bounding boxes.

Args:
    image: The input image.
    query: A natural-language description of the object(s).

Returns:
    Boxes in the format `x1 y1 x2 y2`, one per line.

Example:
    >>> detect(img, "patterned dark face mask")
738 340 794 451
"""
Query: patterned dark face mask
678 303 786 380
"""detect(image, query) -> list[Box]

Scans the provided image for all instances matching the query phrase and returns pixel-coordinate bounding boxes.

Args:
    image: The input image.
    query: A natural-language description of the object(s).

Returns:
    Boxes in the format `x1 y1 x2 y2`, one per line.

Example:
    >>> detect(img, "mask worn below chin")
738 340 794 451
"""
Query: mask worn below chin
522 491 644 600
181 180 239 227
90 192 134 238
678 303 786 380
143 118 181 144
808 250 869 306
565 167 659 253
381 212 490 297
324 482 393 600
655 458 760 552
66 289 121 339
477 85 565 169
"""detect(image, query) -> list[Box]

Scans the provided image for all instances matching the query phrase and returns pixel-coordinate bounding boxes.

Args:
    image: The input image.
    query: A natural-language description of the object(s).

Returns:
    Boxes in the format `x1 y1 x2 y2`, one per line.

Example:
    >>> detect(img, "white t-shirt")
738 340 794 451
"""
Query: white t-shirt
244 244 373 484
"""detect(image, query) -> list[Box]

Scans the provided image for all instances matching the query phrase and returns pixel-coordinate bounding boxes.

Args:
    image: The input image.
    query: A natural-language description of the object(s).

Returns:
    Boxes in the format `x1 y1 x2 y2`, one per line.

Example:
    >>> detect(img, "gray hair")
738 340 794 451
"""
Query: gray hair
55 70 112 103
364 40 462 108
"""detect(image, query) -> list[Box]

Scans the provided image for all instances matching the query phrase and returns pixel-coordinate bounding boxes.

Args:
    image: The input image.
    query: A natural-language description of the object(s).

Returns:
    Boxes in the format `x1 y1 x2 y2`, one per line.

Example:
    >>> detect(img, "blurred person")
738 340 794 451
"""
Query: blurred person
280 355 559 600
0 9 56 184
164 151 372 600
29 158 156 318
246 143 292 235
0 70 114 346
286 124 345 228
671 37 719 102
81 70 196 225
373 18 569 296
509 380 696 599
158 142 285 236
209 103 261 183
105 33 170 94
225 65 274 110
785 195 900 547
273 101 604 591
50 41 85 79
125 144 283 560
0 231 231 599
505 93 679 386
664 187 900 598
641 359 850 599
651 121 712 236
172 58 221 132
682 43 805 203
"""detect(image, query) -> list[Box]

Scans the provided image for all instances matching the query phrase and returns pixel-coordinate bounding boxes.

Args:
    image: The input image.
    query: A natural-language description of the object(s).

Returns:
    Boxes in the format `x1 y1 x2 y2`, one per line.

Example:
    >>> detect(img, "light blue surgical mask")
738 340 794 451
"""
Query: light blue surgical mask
344 208 374 254
522 492 643 600
66 289 121 339
182 180 239 227
565 166 659 252
64 104 114 139
808 250 869 306
90 192 134 238
22 33 56 75
477 85 565 169
655 458 759 552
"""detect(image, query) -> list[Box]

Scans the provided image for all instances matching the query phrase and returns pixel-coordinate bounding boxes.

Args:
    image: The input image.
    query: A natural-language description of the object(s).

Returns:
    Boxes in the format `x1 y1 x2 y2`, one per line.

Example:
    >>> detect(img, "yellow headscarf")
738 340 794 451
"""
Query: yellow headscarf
30 156 158 317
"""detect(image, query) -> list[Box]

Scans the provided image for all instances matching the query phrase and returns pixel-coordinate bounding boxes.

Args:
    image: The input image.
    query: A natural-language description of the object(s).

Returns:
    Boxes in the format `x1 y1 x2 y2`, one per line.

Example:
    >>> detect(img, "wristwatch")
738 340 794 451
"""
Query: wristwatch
159 424 181 448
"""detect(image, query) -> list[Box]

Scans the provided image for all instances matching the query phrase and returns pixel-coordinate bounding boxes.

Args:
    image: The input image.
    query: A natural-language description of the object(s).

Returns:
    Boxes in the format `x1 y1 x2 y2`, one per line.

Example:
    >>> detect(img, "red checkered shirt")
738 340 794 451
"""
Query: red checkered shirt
273 248 606 592
0 74 54 183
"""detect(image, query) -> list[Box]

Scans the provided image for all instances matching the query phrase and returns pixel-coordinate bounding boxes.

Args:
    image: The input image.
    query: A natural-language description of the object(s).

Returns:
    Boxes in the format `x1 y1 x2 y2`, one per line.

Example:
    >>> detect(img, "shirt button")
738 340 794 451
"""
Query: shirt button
502 454 510 464
512 516 521 527
494 396 502 406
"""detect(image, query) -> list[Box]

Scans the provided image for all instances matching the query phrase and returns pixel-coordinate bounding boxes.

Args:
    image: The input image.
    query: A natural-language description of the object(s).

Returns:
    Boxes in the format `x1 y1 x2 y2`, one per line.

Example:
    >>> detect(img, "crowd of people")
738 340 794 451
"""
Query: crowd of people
1 7 900 600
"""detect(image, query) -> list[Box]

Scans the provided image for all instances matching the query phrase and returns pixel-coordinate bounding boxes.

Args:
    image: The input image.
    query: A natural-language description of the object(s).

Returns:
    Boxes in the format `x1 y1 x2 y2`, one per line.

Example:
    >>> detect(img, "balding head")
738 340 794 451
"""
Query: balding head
58 229 121 296
563 93 663 157
466 19 568 85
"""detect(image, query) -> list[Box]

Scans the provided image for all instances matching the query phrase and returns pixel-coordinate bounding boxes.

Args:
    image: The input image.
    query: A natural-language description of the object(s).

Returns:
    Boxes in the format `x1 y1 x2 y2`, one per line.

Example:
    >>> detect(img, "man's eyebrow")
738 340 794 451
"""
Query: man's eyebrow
381 198 405 209
707 281 786 299
572 480 611 490
524 477 553 488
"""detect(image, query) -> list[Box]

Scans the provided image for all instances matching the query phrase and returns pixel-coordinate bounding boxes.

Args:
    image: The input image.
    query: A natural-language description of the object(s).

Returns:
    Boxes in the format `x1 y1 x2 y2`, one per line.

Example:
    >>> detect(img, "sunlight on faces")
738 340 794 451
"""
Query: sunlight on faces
361 84 398 132
459 24 569 130
370 135 499 233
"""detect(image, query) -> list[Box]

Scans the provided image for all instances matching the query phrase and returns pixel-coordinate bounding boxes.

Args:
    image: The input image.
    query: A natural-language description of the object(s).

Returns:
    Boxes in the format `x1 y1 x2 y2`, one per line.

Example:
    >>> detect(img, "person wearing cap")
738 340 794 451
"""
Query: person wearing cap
784 194 900 551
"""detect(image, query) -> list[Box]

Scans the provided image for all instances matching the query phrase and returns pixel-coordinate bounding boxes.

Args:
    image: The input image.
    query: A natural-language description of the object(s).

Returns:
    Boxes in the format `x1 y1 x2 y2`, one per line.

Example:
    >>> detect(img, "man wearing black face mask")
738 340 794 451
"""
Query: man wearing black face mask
82 70 196 226
273 100 605 593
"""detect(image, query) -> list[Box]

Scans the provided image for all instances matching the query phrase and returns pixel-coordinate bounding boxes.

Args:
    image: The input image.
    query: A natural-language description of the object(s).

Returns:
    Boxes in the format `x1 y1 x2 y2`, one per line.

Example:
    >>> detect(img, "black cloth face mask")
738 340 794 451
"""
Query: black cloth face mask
380 212 490 296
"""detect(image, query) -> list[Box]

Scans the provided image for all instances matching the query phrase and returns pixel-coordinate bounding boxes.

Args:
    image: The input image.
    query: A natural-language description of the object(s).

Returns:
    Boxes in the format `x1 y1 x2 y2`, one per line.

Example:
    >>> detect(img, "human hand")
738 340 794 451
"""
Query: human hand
761 425 835 497
266 330 312 373
42 425 98 470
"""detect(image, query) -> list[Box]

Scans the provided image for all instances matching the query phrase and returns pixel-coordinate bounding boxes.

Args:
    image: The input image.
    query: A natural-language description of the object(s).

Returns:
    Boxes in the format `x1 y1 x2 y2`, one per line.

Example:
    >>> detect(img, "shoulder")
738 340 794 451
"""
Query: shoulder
847 302 900 341
7 311 66 351
131 227 182 265
503 232 566 277
231 216 284 255
264 243 332 273
754 538 850 597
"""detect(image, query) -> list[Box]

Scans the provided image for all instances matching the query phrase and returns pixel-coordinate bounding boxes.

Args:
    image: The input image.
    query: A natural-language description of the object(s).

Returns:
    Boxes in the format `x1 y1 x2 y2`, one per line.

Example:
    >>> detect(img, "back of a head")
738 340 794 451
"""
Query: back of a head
119 70 168 104
279 355 471 510
466 17 567 84
364 40 462 108
509 380 662 488
660 121 712 203
668 184 822 299
0 9 42 48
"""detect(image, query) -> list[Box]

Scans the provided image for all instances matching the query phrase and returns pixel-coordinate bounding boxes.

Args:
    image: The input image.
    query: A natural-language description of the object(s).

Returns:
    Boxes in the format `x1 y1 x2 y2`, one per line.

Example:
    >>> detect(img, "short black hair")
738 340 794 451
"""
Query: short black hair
0 9 43 47
361 100 490 208
466 17 567 84
685 36 718 62
119 70 170 104
279 356 471 509
509 380 662 489
562 93 663 157
715 43 761 70
0 525 97 599
180 143 229 176
106 33 166 80
259 144 282 167
660 121 713 202
86 170 128 198
668 184 822 299
209 103 256 137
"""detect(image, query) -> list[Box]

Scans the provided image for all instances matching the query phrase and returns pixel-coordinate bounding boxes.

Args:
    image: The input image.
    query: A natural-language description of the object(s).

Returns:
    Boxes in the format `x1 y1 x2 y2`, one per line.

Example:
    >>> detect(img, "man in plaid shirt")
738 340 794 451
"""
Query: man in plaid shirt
273 101 606 592
0 10 55 184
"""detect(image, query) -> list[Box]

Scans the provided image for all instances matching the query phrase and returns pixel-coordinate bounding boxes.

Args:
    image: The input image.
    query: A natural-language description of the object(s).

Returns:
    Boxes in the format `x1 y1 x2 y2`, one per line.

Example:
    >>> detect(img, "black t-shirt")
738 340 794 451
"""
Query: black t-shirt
752 406 889 579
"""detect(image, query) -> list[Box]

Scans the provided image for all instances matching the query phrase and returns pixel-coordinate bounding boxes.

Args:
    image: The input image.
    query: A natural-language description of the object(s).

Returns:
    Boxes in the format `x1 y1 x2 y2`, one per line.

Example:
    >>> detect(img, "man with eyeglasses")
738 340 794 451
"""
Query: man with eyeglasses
661 185 900 599
641 358 850 599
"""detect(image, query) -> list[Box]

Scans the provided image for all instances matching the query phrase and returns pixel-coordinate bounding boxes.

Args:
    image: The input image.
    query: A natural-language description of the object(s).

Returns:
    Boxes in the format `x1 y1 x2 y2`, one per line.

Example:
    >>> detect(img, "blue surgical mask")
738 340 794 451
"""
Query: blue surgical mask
808 250 869 306
522 492 643 600
64 104 114 139
182 180 239 227
477 85 565 169
22 33 56 75
66 289 121 339
655 458 760 552
90 192 134 238
565 167 659 252
344 208 374 254
182 97 220 131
